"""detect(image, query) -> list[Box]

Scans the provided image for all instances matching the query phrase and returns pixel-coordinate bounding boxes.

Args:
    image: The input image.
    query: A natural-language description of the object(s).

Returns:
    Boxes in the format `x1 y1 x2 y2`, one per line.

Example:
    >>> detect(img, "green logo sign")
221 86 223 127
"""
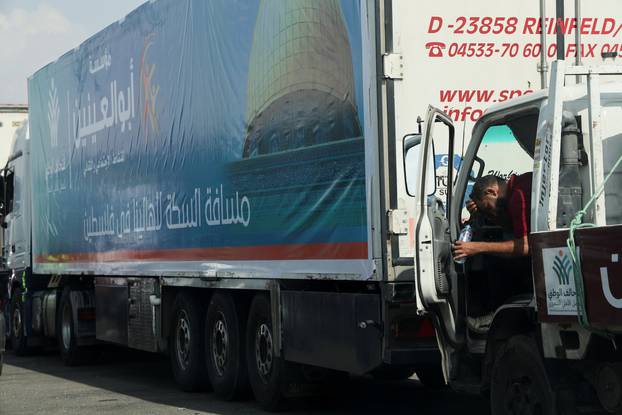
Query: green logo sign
552 250 573 285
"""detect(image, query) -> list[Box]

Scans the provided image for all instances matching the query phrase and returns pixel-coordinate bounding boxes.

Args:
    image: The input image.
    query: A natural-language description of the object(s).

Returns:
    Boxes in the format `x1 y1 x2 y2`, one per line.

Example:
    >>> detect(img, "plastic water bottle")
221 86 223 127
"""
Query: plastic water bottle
454 225 473 265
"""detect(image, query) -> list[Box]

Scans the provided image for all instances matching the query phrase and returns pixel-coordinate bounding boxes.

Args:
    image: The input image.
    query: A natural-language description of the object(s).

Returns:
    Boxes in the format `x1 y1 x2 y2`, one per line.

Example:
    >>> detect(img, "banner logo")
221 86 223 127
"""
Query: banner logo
48 78 60 147
141 33 160 140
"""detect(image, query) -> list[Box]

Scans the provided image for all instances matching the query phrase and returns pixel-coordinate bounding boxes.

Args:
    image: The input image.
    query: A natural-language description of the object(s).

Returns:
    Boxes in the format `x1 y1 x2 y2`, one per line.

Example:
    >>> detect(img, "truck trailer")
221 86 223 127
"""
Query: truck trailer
3 0 622 411
5 0 441 408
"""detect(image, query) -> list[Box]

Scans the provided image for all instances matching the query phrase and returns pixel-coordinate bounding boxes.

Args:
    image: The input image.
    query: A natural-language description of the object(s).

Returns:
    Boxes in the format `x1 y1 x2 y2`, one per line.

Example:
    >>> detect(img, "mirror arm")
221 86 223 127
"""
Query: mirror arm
404 134 422 152
473 155 485 178
446 126 455 223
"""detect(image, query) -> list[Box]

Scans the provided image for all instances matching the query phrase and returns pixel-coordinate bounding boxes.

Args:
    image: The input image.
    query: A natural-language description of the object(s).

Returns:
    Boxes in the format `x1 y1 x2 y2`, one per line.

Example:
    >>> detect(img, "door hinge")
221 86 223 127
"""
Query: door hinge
387 209 409 235
383 53 404 80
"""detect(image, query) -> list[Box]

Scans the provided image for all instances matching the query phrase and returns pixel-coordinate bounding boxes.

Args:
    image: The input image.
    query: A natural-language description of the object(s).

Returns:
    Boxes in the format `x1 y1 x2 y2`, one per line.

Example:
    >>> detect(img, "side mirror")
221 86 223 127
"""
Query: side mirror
469 156 485 181
404 134 421 196
403 133 435 197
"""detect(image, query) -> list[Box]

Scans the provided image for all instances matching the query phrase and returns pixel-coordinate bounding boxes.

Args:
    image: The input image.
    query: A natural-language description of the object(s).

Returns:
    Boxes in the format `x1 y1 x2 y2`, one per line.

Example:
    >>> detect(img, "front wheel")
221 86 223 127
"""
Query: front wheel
9 288 28 355
490 335 556 415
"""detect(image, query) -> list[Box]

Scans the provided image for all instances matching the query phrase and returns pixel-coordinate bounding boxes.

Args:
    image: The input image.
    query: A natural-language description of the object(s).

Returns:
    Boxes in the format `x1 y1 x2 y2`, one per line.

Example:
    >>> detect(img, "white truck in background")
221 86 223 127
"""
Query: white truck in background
0 104 26 375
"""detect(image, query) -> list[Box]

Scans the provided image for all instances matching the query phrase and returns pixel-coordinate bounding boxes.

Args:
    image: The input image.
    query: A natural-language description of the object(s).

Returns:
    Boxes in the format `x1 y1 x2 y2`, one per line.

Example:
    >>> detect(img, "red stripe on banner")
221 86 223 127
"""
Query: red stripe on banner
36 242 368 263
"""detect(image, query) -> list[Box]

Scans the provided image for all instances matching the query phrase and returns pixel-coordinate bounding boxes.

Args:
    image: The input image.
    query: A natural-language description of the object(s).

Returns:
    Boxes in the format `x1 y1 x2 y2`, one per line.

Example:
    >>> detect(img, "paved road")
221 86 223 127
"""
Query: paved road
0 348 489 415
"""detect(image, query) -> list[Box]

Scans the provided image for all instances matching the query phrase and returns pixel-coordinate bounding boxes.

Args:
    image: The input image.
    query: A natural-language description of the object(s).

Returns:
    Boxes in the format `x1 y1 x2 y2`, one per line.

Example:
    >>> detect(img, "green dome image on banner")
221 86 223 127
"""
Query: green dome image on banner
244 0 361 158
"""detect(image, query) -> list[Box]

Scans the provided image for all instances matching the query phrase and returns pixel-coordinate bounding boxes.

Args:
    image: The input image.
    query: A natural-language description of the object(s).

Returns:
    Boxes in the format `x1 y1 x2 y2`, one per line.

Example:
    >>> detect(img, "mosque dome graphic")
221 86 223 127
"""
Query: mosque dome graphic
243 0 362 158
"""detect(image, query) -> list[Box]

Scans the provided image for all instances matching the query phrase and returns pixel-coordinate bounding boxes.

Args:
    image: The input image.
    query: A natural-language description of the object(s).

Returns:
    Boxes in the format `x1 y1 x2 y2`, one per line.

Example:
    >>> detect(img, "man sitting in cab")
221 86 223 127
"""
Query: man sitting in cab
452 172 533 332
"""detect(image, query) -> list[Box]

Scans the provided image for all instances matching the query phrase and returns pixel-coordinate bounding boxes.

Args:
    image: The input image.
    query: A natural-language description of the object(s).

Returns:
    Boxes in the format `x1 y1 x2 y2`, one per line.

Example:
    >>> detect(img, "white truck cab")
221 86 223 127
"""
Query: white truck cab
408 61 622 413
2 122 31 273
1 122 32 356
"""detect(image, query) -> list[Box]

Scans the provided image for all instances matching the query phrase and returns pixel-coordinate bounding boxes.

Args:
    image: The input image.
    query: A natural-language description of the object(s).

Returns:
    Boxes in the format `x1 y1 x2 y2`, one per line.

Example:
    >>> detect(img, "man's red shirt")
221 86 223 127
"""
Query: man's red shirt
506 173 532 239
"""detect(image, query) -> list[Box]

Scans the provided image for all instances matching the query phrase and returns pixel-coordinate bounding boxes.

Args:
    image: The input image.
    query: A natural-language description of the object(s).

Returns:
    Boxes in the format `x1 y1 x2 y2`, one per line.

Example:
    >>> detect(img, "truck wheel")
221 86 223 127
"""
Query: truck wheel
246 294 294 411
58 287 92 366
9 288 29 355
170 291 208 392
205 292 249 400
491 335 556 415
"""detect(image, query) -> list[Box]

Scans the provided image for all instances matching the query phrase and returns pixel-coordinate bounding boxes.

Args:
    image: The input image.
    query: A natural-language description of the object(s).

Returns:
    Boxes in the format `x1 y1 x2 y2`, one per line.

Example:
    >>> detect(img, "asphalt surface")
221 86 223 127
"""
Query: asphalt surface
0 348 489 415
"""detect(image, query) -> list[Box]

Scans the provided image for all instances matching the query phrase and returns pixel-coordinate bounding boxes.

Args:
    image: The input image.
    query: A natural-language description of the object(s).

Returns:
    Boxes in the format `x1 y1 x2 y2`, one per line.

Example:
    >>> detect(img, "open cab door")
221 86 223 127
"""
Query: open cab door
406 106 462 380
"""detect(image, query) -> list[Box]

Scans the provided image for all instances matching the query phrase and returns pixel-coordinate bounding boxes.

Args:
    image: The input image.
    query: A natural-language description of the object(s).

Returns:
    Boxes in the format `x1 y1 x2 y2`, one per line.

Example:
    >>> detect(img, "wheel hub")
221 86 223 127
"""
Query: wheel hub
212 314 228 376
255 323 273 383
12 307 22 338
176 310 191 370
506 375 543 415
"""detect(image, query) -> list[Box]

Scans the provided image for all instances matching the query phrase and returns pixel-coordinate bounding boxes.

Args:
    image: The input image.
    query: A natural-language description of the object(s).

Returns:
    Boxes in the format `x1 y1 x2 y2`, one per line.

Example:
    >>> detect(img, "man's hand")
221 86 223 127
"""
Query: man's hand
466 199 477 214
453 236 530 260
452 240 482 260
462 200 478 224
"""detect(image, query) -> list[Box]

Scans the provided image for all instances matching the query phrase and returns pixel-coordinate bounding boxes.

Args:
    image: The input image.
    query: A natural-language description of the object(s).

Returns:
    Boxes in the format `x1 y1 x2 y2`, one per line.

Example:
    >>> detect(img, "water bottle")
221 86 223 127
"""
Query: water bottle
454 224 472 264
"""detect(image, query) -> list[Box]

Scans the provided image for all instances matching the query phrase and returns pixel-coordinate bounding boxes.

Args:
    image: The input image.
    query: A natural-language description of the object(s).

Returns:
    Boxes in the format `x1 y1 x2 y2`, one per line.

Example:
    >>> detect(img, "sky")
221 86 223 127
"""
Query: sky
0 0 145 104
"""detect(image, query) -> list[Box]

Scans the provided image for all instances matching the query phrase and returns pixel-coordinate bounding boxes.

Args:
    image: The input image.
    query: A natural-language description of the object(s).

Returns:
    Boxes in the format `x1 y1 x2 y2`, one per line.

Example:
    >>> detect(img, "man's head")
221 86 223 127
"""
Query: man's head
470 175 507 220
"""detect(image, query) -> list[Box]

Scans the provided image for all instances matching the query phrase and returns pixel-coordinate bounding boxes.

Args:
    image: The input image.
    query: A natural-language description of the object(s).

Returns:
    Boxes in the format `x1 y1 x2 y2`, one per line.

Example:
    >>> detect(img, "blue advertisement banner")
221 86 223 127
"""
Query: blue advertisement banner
28 0 368 265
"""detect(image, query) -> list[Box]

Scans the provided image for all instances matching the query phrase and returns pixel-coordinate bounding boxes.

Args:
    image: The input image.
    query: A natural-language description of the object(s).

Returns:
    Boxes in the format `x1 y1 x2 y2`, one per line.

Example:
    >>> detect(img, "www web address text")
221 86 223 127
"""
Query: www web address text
439 88 534 122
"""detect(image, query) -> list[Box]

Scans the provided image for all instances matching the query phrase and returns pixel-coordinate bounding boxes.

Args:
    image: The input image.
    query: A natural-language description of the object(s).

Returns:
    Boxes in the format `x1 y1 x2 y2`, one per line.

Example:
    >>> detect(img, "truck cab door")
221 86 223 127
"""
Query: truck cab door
407 106 461 379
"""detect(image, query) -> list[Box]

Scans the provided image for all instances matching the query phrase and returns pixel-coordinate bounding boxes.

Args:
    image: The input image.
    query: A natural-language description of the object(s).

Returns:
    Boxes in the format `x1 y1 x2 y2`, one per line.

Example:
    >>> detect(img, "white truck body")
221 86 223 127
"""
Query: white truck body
391 0 622 262
0 106 27 166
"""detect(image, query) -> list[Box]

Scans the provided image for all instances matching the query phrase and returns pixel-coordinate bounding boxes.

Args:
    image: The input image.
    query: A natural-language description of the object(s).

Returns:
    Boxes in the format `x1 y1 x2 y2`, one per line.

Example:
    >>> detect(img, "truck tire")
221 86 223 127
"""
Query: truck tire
490 335 556 415
58 287 93 366
246 294 295 411
205 292 249 400
9 288 29 355
170 291 208 392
